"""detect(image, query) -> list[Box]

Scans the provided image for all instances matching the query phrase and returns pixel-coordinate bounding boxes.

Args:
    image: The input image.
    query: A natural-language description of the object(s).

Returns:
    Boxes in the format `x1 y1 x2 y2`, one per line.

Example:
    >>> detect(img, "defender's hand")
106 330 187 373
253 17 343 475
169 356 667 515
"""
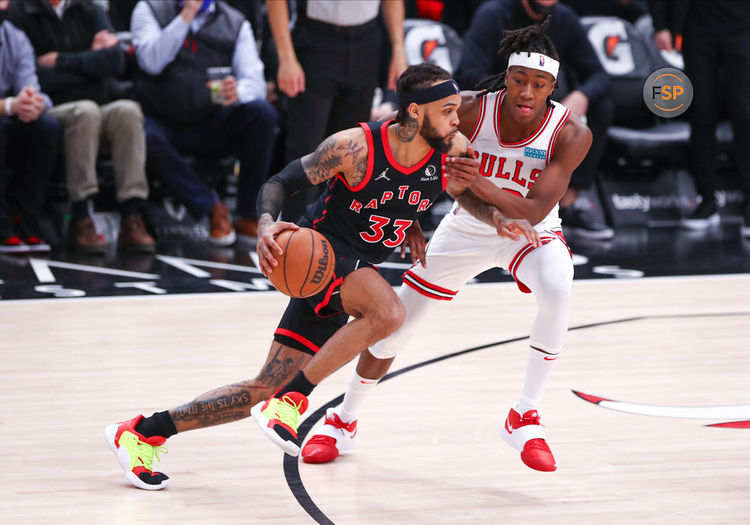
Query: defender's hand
444 145 480 195
493 213 540 246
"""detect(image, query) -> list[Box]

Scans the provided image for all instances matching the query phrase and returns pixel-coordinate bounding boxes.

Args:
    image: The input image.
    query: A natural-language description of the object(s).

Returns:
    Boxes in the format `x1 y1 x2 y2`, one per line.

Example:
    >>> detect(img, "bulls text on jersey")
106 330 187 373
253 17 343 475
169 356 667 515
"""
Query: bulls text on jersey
478 153 543 196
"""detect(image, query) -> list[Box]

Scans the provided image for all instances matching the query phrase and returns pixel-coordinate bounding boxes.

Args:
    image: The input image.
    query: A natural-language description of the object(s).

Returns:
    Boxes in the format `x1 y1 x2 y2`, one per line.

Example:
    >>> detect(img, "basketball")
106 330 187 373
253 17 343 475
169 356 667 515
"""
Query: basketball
267 228 335 298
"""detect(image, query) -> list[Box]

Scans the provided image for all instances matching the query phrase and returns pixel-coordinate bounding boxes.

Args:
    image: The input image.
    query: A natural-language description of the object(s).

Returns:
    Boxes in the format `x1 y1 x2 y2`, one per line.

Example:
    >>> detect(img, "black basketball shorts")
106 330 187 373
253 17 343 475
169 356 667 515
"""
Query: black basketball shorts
273 235 376 356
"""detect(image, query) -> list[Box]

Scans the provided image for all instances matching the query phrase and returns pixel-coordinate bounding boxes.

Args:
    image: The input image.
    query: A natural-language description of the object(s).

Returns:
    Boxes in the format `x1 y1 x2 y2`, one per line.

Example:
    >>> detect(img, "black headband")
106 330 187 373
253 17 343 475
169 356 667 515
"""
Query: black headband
398 80 460 108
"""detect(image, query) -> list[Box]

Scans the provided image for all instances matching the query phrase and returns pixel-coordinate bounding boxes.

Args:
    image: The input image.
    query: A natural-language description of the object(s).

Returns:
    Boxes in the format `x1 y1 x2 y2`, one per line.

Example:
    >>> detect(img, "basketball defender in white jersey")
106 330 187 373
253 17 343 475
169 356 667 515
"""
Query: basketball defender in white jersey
302 19 592 472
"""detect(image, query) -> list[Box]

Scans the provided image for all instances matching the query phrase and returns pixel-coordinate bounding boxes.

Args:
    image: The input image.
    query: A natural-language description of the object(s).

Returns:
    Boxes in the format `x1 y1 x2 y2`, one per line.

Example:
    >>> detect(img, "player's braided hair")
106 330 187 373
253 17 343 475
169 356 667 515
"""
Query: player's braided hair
474 15 559 94
395 62 453 124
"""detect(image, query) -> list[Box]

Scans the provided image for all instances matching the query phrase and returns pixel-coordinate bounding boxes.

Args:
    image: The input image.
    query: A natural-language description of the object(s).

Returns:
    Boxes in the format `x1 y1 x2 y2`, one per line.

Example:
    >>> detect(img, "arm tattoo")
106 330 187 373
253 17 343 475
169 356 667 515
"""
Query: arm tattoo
350 155 369 186
396 115 419 142
302 136 343 184
336 139 364 160
169 343 311 431
336 139 368 187
453 189 499 228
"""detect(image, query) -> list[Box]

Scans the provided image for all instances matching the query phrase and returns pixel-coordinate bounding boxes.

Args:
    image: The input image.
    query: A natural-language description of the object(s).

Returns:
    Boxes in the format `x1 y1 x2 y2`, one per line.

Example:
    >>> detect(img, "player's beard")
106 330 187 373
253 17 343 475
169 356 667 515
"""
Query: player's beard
419 113 454 153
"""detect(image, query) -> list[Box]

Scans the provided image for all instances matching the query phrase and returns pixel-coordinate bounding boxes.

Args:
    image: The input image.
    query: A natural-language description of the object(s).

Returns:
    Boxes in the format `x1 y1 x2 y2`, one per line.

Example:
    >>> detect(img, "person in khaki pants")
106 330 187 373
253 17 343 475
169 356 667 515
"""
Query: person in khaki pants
10 0 154 253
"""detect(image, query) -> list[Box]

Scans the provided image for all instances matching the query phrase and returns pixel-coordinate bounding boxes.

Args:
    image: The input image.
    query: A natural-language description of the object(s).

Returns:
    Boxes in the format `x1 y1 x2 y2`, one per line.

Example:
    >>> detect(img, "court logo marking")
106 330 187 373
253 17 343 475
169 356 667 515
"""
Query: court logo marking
573 390 750 429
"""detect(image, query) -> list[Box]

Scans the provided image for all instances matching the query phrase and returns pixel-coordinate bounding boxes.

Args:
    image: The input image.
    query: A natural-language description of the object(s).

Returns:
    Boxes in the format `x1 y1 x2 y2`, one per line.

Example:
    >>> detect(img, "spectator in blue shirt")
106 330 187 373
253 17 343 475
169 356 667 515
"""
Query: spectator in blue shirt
131 0 278 245
0 0 61 253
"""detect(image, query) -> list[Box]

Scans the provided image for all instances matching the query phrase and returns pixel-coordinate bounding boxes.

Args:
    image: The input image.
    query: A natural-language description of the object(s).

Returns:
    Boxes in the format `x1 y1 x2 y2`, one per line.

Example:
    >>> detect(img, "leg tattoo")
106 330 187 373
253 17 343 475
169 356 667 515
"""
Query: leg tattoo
169 343 312 432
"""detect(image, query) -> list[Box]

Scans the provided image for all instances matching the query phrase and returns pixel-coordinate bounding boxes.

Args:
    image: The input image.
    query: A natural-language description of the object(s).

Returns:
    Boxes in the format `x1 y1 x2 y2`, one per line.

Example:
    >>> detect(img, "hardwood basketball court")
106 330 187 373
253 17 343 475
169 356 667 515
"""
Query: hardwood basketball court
2 274 749 524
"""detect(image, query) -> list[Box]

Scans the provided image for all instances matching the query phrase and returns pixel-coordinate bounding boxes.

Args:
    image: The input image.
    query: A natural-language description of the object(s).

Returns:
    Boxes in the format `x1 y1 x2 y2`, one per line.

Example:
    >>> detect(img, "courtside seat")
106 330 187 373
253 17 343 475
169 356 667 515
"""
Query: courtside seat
147 155 238 202
581 16 734 170
606 120 689 162
580 16 740 225
606 120 734 168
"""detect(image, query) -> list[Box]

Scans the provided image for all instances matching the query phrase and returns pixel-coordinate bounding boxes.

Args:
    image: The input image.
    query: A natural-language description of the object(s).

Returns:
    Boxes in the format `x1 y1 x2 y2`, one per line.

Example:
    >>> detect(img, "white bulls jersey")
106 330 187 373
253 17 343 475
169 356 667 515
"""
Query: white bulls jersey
452 89 571 234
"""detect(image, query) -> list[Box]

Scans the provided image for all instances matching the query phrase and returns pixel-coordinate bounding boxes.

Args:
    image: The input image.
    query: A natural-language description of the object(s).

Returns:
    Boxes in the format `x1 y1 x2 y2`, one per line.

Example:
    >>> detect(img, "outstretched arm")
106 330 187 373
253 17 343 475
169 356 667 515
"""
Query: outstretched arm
451 188 541 245
444 134 540 244
470 113 593 225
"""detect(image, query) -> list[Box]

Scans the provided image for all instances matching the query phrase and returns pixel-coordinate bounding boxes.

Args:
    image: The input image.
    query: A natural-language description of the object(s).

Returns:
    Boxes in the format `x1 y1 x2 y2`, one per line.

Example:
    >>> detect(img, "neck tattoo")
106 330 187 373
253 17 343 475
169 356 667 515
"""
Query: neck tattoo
396 116 419 142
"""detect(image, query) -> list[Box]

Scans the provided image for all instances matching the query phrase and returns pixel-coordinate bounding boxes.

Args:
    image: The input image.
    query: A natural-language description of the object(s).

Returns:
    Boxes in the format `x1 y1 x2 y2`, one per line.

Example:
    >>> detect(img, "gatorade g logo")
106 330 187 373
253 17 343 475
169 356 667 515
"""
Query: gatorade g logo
586 18 634 76
310 239 330 285
405 23 454 73
643 68 693 118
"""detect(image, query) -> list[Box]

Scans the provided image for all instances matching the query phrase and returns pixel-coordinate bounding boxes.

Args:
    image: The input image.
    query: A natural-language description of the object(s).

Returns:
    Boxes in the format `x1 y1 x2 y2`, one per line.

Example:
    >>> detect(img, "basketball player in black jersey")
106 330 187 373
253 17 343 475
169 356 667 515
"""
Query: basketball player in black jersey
250 63 539 455
104 63 538 488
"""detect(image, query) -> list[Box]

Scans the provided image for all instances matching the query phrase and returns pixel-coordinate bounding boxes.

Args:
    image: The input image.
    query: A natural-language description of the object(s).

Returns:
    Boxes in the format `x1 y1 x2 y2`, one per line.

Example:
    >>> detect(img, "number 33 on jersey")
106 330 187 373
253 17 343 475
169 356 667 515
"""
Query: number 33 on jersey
306 120 448 264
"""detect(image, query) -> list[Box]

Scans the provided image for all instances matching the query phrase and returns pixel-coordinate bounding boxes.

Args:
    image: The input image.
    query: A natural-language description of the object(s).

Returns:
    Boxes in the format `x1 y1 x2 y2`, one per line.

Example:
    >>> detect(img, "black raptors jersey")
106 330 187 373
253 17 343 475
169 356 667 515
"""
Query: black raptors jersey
303 121 447 264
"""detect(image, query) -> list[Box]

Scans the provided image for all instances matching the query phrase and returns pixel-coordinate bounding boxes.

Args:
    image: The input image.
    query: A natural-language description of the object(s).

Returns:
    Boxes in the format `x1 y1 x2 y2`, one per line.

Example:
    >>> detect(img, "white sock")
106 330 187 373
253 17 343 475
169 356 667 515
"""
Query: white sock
339 371 379 423
517 348 559 414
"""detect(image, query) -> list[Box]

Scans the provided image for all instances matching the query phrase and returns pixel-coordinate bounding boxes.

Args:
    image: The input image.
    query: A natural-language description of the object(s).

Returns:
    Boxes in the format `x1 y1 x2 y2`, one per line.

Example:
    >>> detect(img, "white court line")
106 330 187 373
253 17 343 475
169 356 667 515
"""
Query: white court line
156 255 263 274
28 258 159 283
596 399 750 420
2 272 749 304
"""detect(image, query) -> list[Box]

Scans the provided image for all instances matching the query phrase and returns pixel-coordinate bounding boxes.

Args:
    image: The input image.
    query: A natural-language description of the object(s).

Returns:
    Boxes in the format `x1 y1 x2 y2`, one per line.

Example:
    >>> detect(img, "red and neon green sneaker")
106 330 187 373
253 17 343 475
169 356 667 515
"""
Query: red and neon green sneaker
104 415 169 490
251 392 309 456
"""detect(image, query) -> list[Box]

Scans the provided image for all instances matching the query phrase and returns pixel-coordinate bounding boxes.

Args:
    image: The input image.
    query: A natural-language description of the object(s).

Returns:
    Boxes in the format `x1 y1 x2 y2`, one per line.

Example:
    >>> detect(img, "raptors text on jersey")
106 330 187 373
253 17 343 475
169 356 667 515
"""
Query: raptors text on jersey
305 121 448 264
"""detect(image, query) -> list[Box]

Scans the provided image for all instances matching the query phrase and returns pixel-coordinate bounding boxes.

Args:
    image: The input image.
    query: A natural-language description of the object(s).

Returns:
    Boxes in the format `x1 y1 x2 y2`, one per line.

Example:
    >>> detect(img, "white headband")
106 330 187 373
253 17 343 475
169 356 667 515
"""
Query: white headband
507 52 559 79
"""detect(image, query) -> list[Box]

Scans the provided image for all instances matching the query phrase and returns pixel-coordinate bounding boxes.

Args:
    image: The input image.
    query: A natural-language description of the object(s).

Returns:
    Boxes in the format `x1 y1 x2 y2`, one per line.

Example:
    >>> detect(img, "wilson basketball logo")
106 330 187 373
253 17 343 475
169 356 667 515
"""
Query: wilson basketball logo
643 68 693 118
268 228 335 298
310 239 330 285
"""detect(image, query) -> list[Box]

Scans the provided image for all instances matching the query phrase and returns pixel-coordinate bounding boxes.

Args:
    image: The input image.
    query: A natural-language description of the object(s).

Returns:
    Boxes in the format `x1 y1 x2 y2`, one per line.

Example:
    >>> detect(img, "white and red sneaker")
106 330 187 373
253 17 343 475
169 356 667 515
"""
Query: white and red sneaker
501 407 557 472
301 408 358 464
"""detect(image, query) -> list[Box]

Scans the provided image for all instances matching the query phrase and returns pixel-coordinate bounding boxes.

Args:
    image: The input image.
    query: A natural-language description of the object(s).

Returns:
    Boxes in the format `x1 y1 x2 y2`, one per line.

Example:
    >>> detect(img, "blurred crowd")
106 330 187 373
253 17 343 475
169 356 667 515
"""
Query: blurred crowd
1 0 748 255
